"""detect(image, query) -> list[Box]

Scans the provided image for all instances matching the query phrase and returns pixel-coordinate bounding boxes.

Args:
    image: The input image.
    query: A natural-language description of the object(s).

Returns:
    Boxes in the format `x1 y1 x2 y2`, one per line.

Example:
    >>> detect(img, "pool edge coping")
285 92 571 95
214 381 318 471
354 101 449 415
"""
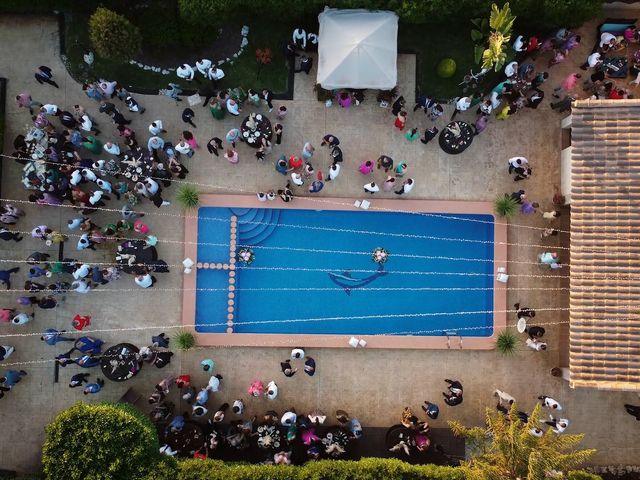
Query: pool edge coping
183 194 506 350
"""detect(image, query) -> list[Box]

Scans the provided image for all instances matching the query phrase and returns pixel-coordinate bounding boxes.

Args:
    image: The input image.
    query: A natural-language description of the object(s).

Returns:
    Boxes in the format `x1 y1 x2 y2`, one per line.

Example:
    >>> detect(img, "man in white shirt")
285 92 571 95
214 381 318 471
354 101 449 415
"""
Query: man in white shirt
195 58 212 76
231 399 244 414
266 381 278 400
494 389 516 406
451 96 472 119
504 61 518 78
176 64 194 81
526 338 547 351
281 410 297 426
72 264 91 280
543 416 569 433
71 280 91 293
103 142 121 156
135 273 154 288
538 395 562 410
291 172 304 186
508 156 528 173
149 120 166 136
175 141 192 157
512 35 526 52
207 67 225 82
599 32 617 49
364 182 379 194
40 104 59 115
581 52 602 70
327 163 341 181
395 178 414 196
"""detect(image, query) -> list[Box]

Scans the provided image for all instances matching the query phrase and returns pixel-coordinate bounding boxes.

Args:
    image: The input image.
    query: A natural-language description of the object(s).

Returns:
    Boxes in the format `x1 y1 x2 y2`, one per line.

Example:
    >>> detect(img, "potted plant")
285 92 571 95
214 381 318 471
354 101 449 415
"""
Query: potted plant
176 184 199 209
175 330 196 351
494 194 518 218
495 328 518 355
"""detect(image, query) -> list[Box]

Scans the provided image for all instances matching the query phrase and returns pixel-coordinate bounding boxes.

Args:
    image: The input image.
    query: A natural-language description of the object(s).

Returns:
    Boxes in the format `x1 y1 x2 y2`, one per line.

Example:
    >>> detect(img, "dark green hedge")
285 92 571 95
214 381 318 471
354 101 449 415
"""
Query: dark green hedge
3 0 601 30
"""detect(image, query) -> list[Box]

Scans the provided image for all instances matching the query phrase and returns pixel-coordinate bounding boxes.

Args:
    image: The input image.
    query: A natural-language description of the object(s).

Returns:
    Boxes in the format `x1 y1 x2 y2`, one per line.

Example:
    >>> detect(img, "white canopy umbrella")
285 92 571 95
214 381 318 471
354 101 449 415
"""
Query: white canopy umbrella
317 8 398 90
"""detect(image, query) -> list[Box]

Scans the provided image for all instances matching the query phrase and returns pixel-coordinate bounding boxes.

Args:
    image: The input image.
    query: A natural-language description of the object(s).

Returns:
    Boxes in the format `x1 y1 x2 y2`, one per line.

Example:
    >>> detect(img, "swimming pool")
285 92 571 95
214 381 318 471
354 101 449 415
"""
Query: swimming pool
183 195 506 349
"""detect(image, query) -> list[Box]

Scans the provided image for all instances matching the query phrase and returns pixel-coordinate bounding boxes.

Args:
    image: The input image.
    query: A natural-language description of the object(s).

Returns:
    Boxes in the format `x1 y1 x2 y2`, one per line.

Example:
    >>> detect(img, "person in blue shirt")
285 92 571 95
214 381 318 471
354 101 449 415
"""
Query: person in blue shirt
166 415 185 435
0 267 20 289
0 369 27 388
422 401 440 419
40 328 75 346
83 378 104 395
308 180 324 193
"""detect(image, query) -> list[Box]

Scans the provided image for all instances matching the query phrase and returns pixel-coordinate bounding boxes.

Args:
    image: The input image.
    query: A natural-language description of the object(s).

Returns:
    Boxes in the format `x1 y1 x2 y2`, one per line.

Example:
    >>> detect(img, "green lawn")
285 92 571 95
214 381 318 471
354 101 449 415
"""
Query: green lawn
399 23 499 100
63 13 289 94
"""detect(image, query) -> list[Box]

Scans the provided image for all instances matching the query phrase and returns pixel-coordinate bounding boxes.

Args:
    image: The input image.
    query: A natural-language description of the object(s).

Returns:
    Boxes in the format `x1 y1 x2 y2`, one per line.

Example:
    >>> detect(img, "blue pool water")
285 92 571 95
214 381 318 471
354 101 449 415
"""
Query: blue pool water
195 207 495 337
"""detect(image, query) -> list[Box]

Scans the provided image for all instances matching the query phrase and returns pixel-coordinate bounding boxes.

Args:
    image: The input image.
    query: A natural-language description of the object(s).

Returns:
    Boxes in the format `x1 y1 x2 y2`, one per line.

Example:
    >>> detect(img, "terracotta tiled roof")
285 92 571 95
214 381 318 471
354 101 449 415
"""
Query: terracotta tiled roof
569 99 640 391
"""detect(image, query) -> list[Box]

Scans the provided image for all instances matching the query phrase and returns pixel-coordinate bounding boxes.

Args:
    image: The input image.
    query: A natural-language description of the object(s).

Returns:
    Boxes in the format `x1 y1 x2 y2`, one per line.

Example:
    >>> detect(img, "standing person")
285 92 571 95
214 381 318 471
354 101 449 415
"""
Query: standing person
377 155 393 172
206 137 223 156
382 176 396 192
538 395 562 410
395 178 415 196
274 123 283 145
394 111 407 130
542 210 561 221
262 89 274 111
276 105 288 120
420 126 438 144
508 156 528 174
320 134 340 148
34 66 59 88
451 96 471 119
225 128 242 148
304 356 316 376
83 378 105 395
280 359 297 377
494 389 516 406
442 379 463 406
553 73 581 98
69 373 90 388
406 127 420 142
395 162 408 177
521 201 539 214
182 108 196 128
302 142 315 160
0 370 27 388
327 162 341 182
0 346 15 362
16 92 42 114
149 120 167 135
0 267 20 290
391 95 405 115
364 182 379 194
422 401 439 419
224 149 239 164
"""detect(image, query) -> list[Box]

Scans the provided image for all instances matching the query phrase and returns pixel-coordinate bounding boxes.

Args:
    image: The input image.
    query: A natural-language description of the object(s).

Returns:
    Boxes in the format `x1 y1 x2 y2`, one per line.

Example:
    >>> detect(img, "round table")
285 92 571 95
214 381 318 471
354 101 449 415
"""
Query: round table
439 121 474 154
164 422 205 456
120 146 154 182
240 114 272 148
117 240 158 275
100 343 142 382
256 423 283 450
321 426 350 458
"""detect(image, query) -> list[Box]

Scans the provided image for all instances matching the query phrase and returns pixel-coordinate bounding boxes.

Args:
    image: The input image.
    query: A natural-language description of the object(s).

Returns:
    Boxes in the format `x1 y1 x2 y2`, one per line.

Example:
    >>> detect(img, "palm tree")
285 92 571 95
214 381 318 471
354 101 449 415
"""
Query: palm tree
449 404 596 480
481 2 516 71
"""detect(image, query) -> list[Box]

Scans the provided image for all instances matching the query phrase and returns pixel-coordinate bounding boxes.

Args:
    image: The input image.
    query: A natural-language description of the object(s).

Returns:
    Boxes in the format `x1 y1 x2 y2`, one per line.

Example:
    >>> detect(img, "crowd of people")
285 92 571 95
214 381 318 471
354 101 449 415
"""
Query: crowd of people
4 20 640 468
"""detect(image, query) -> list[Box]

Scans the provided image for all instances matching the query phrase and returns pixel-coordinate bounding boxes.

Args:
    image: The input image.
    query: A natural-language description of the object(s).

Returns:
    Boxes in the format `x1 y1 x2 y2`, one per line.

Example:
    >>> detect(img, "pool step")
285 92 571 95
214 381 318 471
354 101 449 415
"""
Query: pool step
230 208 280 246
246 209 280 245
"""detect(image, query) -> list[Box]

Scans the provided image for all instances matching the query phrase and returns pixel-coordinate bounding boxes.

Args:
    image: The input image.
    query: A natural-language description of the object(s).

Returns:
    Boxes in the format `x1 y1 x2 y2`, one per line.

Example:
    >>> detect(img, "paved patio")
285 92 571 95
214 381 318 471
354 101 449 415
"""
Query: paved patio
0 12 638 474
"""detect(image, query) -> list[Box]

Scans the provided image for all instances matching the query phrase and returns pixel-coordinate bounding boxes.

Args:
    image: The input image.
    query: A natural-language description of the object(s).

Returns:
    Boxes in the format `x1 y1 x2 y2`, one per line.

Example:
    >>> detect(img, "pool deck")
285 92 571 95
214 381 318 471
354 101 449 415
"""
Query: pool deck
183 194 506 349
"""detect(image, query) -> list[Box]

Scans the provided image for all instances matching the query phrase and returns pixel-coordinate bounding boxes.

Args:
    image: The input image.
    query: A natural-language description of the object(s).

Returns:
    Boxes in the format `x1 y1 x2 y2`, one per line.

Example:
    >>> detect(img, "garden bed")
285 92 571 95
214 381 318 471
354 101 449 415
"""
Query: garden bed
399 23 500 101
62 12 290 94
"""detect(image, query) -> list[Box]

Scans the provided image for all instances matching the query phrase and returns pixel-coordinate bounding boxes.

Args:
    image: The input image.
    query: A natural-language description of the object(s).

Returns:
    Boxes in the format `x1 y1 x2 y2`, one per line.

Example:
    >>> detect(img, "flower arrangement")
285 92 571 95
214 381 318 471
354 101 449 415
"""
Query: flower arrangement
372 247 390 264
237 247 255 265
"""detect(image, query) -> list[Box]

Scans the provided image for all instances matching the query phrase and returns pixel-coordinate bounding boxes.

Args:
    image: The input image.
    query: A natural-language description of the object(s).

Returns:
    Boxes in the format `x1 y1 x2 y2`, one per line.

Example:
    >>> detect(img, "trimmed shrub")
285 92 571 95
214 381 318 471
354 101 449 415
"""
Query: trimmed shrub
176 184 200 209
88 7 142 60
495 328 518 355
175 330 196 351
436 58 457 78
568 472 603 480
494 194 519 218
43 402 160 480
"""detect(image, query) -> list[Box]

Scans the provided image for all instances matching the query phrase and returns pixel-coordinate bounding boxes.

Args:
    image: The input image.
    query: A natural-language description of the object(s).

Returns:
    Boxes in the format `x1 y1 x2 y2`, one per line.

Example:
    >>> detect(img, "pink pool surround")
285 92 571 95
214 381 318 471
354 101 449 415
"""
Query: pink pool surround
183 194 507 349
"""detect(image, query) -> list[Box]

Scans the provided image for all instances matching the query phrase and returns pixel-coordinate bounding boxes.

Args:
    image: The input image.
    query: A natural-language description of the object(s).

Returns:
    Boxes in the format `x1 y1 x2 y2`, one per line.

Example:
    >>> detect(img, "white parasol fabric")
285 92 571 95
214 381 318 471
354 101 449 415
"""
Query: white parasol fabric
317 8 398 90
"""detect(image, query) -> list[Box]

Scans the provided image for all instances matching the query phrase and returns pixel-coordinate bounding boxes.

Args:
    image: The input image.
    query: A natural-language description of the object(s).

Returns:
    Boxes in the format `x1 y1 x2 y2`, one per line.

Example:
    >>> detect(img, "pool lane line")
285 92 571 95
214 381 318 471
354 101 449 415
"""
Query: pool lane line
6 196 639 258
0 153 605 240
0 305 614 340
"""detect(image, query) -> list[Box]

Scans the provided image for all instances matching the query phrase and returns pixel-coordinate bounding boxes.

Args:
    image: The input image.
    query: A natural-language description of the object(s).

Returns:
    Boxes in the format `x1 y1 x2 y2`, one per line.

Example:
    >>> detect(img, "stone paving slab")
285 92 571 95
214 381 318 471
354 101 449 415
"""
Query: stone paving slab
0 13 638 474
